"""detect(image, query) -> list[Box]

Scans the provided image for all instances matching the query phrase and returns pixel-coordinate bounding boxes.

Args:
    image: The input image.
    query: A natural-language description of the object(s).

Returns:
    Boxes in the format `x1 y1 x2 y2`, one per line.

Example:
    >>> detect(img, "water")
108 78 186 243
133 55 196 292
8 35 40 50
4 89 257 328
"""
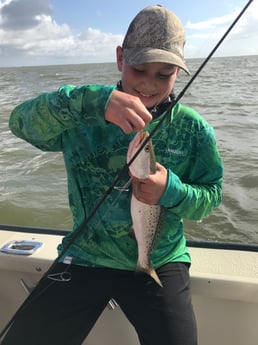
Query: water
0 56 258 244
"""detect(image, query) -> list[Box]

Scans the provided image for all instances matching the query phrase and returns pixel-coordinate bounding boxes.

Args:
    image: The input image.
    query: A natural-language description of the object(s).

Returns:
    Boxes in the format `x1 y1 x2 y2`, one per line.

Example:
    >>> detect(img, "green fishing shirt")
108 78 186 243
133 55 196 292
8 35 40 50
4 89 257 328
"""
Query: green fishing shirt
9 84 223 270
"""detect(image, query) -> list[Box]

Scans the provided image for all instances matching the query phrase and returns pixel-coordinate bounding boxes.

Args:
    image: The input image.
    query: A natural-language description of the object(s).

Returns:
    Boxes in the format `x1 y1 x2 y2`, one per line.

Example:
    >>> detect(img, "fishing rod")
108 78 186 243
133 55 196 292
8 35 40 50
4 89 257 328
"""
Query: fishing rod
0 0 254 339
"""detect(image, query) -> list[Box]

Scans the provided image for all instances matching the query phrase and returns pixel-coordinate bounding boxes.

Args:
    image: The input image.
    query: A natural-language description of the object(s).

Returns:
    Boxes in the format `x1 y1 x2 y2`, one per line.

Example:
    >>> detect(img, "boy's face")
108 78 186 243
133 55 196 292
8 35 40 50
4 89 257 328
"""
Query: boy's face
116 46 179 109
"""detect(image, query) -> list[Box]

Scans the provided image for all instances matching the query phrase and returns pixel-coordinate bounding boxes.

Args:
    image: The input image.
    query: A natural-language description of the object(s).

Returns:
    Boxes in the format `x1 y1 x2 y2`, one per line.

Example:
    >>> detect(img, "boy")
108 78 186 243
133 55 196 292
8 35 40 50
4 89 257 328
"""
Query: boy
2 5 223 345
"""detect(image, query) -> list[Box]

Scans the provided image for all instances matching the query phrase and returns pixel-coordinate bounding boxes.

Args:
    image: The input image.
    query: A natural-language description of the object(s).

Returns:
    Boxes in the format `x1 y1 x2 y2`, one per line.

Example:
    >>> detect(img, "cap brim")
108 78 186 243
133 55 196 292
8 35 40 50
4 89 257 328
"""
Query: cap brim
124 48 190 75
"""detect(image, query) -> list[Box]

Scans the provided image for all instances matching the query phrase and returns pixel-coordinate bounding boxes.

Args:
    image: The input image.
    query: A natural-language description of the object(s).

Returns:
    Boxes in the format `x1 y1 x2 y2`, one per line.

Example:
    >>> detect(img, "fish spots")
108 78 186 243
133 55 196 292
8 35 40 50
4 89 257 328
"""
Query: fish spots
127 131 163 287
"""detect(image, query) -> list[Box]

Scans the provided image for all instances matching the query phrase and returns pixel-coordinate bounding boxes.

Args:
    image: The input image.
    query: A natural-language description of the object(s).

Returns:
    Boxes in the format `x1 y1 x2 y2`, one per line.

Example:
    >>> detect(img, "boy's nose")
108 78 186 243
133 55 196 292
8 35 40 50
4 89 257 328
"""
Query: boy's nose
140 76 157 94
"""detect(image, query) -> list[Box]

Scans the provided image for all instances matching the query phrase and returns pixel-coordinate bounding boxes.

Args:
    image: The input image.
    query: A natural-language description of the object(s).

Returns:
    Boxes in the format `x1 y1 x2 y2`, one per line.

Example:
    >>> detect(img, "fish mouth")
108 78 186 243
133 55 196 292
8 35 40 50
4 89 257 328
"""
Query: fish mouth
139 130 149 144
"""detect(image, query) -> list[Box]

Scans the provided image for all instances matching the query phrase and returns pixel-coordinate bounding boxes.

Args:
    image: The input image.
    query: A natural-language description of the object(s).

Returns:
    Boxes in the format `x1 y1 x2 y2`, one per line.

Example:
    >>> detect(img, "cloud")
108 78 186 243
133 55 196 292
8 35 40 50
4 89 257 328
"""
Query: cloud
0 0 123 66
0 0 257 66
186 2 258 38
186 10 238 31
184 2 258 57
0 0 52 30
78 27 123 56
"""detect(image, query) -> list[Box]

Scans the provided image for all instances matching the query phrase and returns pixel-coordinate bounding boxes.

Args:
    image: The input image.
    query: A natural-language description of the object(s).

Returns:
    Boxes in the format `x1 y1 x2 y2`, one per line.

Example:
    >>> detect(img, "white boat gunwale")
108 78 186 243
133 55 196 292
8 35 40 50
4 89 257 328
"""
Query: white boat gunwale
0 224 258 345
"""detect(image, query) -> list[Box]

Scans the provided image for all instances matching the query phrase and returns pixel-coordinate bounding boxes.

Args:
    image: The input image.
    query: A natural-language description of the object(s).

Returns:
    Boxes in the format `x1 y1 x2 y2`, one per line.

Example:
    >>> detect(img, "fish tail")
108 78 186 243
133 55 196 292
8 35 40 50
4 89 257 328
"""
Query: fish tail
149 267 163 287
136 263 163 287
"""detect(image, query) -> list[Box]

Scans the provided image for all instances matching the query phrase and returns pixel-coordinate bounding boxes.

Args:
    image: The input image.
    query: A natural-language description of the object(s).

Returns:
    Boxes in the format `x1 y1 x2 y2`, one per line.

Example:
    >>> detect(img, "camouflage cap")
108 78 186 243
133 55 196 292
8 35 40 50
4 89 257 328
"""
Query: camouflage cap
122 5 190 75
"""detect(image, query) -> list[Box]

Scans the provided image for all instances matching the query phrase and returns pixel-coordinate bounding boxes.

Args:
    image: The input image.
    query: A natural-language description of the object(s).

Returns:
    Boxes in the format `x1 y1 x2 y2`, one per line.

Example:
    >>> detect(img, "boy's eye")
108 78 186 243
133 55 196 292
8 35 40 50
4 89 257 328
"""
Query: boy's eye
132 68 176 79
133 68 145 74
159 69 177 79
158 73 172 79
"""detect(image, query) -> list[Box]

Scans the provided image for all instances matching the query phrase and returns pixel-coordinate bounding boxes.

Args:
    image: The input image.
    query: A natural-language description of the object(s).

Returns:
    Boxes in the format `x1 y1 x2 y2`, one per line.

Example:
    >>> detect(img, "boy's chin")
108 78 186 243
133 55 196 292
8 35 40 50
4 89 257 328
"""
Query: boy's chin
138 97 158 109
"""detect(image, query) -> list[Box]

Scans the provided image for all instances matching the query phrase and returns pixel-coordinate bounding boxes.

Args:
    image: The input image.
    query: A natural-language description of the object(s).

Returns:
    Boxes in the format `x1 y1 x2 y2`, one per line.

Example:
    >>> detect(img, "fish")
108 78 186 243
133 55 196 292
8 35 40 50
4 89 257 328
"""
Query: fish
127 130 163 287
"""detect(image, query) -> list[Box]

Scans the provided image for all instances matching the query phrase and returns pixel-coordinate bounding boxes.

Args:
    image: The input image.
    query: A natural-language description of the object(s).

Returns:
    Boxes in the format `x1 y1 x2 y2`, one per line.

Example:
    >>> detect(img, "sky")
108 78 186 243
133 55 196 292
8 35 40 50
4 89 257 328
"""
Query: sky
0 0 257 67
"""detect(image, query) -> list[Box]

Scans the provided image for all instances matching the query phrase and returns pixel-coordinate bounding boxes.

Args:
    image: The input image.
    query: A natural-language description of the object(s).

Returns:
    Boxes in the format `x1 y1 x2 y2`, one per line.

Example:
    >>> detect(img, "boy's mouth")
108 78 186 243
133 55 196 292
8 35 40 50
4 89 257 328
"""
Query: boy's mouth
136 90 156 98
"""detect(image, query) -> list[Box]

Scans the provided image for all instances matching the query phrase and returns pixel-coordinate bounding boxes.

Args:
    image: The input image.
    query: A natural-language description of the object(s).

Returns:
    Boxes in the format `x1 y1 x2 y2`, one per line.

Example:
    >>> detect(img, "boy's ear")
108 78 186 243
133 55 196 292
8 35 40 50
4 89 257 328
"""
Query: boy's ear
116 46 124 71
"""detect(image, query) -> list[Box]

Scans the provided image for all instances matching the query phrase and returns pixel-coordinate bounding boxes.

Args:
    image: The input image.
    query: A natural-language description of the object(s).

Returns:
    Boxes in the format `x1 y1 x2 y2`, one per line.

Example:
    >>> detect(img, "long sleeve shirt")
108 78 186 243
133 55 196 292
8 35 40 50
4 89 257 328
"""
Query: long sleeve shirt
9 84 224 269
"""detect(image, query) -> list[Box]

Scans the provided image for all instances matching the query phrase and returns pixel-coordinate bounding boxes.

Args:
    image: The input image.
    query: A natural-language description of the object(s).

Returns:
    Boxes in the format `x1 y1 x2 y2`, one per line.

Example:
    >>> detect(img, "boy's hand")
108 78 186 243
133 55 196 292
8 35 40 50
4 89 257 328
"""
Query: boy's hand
132 163 168 205
105 90 152 133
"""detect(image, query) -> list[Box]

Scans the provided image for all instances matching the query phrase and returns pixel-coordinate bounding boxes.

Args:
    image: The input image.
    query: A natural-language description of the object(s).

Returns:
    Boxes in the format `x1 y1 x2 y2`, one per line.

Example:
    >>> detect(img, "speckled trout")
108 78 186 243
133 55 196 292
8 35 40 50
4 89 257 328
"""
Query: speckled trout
127 130 163 287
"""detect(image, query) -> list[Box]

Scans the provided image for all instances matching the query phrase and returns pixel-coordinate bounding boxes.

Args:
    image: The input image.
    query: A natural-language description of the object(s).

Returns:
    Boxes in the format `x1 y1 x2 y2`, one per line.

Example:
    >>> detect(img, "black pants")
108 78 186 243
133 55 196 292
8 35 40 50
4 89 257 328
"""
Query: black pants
1 262 197 345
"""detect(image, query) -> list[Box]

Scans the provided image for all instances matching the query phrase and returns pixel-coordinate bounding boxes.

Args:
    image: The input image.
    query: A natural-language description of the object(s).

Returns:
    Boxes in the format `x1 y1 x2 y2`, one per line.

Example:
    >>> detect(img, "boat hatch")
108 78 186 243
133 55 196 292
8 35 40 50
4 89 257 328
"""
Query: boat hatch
0 240 42 256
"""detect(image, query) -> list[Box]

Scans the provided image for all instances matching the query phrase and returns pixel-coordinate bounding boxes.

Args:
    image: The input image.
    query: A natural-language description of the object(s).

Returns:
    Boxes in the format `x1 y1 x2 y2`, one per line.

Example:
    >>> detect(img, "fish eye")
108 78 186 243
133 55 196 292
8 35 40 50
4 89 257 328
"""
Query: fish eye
144 145 150 153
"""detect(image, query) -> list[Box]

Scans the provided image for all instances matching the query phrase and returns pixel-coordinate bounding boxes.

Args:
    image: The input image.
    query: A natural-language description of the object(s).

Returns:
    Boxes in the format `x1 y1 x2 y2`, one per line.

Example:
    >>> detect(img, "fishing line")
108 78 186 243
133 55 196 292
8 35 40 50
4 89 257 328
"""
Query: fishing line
0 0 253 339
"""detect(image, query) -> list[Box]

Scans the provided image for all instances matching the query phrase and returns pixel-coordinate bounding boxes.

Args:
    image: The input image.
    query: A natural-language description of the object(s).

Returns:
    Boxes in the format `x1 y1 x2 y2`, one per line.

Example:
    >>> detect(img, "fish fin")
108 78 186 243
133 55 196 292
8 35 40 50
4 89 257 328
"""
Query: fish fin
129 226 136 239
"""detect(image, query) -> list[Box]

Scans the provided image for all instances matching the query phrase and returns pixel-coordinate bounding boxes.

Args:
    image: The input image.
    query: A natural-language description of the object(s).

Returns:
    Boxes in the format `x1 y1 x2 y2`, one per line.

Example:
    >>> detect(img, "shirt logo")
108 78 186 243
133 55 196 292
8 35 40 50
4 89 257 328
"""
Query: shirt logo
166 148 186 156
